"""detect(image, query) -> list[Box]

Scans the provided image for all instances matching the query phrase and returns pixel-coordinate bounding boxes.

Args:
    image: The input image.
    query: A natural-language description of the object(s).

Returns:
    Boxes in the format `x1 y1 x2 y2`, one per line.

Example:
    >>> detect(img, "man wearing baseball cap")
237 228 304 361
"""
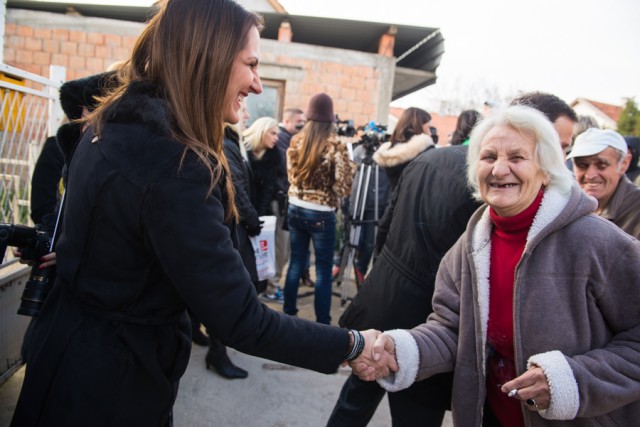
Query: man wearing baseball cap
568 128 640 239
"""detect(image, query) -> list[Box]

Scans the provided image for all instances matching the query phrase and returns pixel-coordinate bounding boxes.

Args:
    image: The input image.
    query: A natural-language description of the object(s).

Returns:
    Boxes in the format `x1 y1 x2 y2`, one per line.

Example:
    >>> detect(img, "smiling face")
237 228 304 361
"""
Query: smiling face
223 26 262 124
573 147 630 212
477 125 549 217
260 126 279 150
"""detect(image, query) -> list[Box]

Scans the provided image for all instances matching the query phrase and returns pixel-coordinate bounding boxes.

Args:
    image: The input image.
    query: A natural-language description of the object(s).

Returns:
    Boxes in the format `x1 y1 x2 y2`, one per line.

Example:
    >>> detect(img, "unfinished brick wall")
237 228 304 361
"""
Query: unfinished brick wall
4 10 393 126
4 22 138 81
262 47 391 126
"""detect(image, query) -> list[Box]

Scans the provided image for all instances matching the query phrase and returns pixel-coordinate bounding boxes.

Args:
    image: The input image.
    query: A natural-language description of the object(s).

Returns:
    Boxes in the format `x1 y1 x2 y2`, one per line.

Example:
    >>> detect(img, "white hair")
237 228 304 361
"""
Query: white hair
243 116 278 152
467 105 574 201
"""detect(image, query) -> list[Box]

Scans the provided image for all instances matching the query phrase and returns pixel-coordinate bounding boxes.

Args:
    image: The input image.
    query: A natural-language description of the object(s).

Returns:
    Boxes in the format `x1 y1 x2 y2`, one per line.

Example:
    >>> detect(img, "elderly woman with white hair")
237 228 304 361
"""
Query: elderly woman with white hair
360 106 640 426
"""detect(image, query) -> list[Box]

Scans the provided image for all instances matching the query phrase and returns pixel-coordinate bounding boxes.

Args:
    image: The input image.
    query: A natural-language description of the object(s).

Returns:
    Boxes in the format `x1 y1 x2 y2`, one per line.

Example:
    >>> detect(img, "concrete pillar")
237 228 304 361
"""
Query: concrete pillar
378 25 397 57
278 21 292 43
0 0 6 64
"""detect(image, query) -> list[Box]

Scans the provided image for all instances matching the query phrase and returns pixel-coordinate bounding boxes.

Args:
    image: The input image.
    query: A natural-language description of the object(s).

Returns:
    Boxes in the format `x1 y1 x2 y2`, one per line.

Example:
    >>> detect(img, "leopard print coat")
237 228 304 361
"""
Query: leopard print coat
287 132 355 209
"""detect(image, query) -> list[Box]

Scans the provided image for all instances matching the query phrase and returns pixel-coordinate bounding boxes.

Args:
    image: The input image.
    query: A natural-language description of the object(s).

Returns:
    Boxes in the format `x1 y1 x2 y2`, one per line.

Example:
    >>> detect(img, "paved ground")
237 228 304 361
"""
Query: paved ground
0 277 453 426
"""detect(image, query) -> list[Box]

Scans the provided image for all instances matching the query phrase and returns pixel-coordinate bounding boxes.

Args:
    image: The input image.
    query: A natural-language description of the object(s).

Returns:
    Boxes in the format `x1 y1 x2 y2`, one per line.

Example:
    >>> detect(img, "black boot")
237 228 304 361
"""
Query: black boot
206 338 248 379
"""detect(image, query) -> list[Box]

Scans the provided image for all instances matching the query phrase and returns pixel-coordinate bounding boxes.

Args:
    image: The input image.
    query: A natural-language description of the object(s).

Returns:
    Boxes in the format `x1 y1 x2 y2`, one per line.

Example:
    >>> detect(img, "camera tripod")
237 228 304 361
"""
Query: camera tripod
335 146 380 306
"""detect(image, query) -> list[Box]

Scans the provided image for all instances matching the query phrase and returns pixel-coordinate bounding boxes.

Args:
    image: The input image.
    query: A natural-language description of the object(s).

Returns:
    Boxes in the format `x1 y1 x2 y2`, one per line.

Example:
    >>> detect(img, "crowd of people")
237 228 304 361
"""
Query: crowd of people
9 0 640 425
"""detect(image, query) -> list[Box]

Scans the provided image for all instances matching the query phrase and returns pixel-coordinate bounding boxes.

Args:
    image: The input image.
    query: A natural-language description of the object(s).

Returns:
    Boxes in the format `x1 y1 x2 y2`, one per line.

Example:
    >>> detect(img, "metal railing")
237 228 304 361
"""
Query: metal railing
0 63 65 225
0 63 65 383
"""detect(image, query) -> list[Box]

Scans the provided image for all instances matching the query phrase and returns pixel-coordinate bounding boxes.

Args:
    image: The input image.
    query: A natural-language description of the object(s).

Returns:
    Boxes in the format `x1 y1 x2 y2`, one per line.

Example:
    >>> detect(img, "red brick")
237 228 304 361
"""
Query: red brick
364 79 377 91
17 25 34 37
122 35 138 48
95 45 113 59
16 50 33 63
69 31 87 44
8 35 24 49
69 56 85 69
22 64 41 75
113 46 131 61
51 53 69 67
60 42 78 56
4 48 16 62
340 87 356 101
5 23 17 34
347 101 364 114
43 39 60 54
104 34 122 47
34 28 52 39
87 32 105 45
86 57 103 72
33 51 51 66
78 43 96 57
52 29 69 41
24 37 42 51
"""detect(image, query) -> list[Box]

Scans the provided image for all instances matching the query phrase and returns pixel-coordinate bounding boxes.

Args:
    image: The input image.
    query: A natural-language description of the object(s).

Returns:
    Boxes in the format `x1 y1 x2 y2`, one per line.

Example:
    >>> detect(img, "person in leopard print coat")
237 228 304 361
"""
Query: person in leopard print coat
284 93 355 324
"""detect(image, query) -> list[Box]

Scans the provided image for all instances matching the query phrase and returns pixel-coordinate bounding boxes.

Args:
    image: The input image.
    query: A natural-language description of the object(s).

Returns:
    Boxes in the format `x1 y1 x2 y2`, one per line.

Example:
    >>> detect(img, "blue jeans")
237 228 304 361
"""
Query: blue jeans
283 205 336 324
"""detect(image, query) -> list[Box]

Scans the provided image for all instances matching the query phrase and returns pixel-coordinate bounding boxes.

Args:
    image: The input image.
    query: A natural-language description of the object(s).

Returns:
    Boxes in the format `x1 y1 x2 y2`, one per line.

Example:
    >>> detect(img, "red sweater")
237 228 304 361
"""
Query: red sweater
486 190 544 426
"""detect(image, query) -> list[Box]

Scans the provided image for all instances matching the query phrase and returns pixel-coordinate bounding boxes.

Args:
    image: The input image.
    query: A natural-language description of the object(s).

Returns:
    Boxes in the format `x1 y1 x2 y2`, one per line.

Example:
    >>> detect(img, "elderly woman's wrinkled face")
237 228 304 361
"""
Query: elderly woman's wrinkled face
477 125 549 217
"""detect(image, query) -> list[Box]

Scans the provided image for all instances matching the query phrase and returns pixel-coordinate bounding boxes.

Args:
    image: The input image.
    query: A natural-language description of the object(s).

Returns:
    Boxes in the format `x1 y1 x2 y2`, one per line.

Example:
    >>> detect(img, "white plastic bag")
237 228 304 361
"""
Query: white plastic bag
249 215 276 281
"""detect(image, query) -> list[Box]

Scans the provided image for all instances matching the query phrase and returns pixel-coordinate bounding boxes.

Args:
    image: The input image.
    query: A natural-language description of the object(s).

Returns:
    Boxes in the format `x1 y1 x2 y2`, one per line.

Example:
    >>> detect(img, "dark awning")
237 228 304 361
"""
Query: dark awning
7 1 445 99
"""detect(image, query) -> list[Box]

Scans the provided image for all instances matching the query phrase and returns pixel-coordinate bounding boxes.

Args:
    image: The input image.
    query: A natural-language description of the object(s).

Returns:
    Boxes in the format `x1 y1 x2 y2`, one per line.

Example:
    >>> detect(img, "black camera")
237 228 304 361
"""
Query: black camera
336 117 356 137
355 122 389 154
0 223 56 317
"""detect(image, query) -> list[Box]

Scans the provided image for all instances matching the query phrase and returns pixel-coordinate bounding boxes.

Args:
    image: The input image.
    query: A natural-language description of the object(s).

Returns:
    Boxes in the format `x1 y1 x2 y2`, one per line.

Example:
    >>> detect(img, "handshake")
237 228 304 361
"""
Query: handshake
346 330 398 381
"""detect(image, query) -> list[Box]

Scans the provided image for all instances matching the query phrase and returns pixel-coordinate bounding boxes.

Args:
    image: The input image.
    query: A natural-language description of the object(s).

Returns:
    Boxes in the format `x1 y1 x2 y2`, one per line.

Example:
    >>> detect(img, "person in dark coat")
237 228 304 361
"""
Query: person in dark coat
10 2 392 426
30 136 64 226
328 145 482 427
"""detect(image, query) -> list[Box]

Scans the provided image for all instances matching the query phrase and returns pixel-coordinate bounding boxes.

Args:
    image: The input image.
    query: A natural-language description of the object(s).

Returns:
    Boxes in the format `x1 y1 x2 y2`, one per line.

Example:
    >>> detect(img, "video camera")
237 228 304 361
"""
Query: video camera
355 121 389 154
336 117 356 137
0 223 56 317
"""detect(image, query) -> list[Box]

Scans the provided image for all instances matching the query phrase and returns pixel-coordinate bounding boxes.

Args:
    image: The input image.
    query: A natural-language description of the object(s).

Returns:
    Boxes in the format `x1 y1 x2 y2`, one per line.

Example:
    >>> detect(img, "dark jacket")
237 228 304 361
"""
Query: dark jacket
30 136 64 226
275 124 292 198
339 146 480 413
223 127 260 283
341 145 480 331
11 81 349 427
247 147 280 216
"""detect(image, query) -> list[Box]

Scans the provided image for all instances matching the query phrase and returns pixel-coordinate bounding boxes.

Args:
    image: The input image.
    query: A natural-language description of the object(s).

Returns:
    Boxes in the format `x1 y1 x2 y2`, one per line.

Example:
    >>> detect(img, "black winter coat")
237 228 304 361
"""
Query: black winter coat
339 146 481 408
30 136 64 225
223 128 260 283
341 146 480 330
11 81 349 427
247 147 280 216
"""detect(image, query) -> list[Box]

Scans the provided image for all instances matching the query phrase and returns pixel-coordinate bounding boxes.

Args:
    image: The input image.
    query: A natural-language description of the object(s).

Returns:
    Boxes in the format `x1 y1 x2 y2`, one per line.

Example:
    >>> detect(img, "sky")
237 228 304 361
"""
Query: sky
39 0 640 112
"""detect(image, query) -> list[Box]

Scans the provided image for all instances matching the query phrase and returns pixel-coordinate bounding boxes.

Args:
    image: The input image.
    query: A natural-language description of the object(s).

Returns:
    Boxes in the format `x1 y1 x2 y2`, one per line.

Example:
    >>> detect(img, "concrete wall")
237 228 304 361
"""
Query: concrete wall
4 9 394 125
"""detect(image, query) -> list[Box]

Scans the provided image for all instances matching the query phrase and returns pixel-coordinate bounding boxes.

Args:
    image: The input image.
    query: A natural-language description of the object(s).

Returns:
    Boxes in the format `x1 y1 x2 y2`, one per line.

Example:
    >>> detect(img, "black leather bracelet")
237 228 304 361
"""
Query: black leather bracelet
346 330 365 361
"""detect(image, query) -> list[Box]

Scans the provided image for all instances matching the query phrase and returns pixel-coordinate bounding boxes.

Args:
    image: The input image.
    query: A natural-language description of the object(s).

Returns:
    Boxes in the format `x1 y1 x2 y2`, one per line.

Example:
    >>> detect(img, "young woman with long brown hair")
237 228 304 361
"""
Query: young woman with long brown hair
11 2 390 425
283 93 355 325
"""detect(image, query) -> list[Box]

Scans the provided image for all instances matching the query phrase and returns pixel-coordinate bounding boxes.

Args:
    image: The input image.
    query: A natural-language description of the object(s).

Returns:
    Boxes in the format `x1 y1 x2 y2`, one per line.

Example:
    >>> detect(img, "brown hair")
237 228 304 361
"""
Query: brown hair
390 107 432 144
88 0 263 222
291 121 336 184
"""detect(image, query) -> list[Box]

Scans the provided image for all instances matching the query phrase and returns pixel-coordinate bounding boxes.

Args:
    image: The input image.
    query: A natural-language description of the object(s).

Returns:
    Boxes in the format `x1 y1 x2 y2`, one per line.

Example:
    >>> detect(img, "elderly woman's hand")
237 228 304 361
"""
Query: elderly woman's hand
501 365 550 412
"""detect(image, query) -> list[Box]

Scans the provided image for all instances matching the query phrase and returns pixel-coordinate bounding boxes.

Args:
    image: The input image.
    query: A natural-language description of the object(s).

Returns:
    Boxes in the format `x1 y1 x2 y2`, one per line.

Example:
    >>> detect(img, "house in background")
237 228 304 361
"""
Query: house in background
3 0 445 127
570 98 622 130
